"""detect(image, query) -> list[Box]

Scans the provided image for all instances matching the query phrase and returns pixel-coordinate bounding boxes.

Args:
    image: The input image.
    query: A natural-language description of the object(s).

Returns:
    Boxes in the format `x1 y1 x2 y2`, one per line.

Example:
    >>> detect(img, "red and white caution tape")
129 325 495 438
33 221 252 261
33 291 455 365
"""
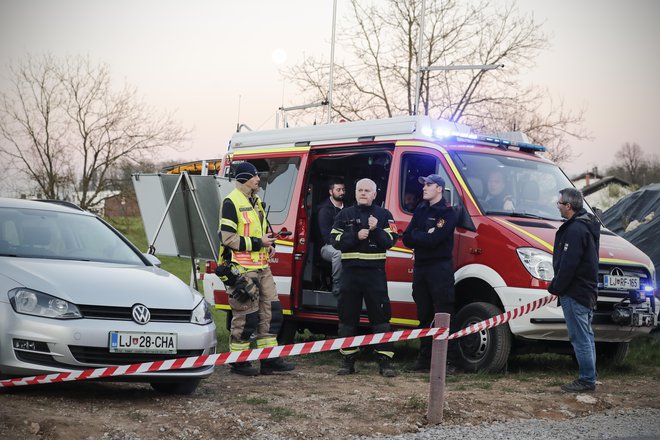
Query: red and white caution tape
446 294 557 340
0 294 558 388
0 327 448 388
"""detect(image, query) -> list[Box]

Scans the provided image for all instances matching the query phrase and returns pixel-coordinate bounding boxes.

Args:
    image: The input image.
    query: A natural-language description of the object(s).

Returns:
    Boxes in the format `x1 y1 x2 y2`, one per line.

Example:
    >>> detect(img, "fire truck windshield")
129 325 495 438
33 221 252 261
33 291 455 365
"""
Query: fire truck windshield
454 151 592 221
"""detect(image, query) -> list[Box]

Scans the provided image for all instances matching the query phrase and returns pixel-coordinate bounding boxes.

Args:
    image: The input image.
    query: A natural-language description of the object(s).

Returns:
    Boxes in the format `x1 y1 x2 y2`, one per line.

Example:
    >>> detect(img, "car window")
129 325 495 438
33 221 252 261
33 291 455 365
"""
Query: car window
0 207 144 264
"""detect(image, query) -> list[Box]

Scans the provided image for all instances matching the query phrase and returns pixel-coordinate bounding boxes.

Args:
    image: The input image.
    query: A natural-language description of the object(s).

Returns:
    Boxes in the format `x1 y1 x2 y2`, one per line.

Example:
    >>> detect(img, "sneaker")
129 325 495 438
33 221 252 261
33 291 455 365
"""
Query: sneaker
560 379 596 393
230 361 259 377
260 358 295 375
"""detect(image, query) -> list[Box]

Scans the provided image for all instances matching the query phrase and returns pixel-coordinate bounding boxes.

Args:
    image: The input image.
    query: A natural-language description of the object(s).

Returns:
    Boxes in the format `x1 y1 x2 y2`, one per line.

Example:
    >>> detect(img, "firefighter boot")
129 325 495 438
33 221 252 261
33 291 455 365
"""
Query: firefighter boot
260 357 295 375
377 355 397 377
337 353 358 375
230 361 259 377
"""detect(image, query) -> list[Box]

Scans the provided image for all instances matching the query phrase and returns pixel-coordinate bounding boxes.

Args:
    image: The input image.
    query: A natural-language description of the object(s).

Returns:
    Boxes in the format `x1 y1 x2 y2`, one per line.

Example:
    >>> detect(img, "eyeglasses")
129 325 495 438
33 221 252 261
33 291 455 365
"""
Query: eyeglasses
556 201 569 206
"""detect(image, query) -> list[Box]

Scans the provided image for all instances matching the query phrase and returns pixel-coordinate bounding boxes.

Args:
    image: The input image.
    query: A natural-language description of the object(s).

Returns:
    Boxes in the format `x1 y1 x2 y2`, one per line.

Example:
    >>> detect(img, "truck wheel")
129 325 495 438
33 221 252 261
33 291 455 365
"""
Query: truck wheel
150 379 201 395
596 341 629 366
455 302 511 373
278 319 298 345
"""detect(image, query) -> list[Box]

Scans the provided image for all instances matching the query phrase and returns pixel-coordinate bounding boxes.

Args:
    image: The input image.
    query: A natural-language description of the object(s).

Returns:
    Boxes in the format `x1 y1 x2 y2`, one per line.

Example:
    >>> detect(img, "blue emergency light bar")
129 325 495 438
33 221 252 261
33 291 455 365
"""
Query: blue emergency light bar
430 128 546 153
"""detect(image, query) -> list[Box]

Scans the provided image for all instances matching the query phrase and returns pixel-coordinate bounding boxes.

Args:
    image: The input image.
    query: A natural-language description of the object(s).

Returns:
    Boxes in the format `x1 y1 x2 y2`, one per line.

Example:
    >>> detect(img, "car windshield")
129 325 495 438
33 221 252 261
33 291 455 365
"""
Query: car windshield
454 151 592 221
0 207 145 264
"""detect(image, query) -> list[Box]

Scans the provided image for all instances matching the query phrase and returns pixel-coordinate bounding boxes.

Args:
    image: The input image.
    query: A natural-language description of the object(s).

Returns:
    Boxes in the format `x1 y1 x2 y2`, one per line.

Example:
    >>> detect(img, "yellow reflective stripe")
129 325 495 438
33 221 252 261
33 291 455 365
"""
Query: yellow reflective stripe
282 309 293 315
600 258 653 273
383 227 394 240
230 342 250 352
244 237 252 252
221 218 237 230
390 246 413 254
342 252 387 260
375 350 394 359
257 337 278 348
340 348 359 355
330 228 343 234
215 304 231 311
493 218 554 252
390 317 419 326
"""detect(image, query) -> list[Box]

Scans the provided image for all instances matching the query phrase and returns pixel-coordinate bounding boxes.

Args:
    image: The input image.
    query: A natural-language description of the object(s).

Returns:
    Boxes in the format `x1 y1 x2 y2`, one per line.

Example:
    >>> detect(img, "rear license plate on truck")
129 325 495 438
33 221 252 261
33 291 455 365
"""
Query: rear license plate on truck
604 275 639 290
109 332 177 354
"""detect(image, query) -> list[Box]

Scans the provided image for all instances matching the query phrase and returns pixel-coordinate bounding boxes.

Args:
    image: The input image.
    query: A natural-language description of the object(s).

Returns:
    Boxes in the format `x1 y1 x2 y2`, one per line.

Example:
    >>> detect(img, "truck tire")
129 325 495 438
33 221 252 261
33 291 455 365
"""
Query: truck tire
455 302 511 373
150 379 201 395
596 341 629 366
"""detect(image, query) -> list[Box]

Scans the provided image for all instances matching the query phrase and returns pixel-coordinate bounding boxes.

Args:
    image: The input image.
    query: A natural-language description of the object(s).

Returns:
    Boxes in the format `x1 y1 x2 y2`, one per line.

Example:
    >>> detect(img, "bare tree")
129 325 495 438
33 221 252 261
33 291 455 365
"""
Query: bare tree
284 0 589 163
615 142 644 183
0 54 189 209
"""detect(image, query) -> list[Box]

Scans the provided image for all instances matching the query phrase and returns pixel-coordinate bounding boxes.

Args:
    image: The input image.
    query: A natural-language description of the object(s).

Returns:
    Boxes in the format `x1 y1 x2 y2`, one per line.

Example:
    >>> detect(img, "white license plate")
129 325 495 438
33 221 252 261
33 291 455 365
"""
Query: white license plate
109 331 177 354
604 275 640 290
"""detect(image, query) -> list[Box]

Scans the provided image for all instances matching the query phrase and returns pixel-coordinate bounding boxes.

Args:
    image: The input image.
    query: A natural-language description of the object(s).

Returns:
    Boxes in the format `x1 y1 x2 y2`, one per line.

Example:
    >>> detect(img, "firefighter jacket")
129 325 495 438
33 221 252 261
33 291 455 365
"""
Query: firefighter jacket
330 203 398 269
548 208 601 309
402 198 456 266
220 188 270 271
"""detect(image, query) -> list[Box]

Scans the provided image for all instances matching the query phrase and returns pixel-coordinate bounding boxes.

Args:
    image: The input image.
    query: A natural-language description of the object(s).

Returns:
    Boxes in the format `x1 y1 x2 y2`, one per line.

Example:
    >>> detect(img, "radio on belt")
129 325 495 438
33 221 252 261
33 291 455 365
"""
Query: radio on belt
611 289 658 327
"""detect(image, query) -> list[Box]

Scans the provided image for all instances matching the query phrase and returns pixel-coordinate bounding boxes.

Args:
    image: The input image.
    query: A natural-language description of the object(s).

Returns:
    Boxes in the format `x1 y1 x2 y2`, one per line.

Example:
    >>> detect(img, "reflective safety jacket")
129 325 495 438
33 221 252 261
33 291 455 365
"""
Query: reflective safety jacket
330 203 398 269
220 188 269 271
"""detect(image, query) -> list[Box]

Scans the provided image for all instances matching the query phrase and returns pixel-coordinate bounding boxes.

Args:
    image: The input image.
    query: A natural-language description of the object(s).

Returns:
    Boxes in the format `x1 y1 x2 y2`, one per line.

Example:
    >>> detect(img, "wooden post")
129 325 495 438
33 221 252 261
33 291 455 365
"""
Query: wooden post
427 312 450 424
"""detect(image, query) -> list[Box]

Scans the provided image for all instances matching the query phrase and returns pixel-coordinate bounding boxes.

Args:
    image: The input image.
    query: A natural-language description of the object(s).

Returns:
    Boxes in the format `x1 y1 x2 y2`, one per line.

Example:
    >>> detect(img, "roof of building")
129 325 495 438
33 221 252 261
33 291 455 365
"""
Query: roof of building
581 176 631 196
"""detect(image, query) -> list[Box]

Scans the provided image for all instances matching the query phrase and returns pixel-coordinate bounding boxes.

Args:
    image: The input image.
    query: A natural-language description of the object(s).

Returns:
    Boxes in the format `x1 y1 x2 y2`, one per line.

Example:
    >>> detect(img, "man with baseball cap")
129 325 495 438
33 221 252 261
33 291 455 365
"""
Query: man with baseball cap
218 161 295 376
402 173 460 373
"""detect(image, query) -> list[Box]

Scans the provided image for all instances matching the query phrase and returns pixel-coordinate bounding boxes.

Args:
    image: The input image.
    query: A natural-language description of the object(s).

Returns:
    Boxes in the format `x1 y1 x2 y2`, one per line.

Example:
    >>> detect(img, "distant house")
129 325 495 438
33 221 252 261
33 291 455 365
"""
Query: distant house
571 168 632 210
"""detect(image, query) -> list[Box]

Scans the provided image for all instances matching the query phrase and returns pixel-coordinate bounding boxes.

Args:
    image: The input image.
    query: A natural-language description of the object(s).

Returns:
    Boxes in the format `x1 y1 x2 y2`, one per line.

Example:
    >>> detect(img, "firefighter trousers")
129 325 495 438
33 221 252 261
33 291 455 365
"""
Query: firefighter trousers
412 260 459 362
228 267 283 352
337 266 394 357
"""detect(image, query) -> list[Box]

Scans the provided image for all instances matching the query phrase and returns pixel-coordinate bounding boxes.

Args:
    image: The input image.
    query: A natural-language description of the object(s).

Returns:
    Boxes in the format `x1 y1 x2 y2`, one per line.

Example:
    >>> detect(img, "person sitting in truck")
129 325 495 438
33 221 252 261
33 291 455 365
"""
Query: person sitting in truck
482 170 515 211
318 178 346 297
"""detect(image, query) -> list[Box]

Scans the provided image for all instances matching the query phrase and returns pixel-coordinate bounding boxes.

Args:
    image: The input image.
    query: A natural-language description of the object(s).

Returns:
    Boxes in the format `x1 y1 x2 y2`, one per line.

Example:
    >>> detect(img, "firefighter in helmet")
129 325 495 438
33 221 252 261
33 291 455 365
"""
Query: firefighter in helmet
218 161 295 376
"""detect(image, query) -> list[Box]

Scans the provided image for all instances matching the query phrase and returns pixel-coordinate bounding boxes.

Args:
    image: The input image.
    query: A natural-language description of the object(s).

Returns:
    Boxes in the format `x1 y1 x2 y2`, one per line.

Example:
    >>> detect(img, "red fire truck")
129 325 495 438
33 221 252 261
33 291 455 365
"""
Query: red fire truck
188 115 657 372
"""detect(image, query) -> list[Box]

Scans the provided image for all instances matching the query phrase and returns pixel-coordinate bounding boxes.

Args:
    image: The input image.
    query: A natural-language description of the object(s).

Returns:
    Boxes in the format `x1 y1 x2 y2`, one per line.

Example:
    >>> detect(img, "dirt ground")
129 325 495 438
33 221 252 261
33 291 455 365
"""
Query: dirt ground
1 352 659 440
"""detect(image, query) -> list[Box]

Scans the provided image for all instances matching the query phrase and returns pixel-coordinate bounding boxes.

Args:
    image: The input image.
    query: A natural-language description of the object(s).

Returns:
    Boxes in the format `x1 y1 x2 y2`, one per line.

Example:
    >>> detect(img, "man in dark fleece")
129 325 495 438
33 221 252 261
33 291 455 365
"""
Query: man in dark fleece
402 174 458 372
549 187 600 393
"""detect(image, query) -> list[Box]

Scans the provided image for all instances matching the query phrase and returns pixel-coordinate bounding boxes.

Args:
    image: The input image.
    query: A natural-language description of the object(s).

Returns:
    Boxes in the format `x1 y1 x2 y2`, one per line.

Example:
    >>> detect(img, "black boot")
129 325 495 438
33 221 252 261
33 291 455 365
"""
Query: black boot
409 355 431 372
377 355 397 377
337 353 357 375
260 357 295 375
230 361 259 377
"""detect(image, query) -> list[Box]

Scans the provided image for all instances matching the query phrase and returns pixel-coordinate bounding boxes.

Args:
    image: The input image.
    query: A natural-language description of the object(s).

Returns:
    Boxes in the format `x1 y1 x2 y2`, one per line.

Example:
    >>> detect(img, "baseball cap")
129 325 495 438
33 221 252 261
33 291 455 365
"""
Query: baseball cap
418 174 446 187
234 162 258 183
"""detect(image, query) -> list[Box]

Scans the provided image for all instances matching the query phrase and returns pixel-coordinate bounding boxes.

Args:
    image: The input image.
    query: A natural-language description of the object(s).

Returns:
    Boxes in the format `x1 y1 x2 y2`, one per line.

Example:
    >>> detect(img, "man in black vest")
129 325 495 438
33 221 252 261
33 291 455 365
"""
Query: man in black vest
318 179 345 297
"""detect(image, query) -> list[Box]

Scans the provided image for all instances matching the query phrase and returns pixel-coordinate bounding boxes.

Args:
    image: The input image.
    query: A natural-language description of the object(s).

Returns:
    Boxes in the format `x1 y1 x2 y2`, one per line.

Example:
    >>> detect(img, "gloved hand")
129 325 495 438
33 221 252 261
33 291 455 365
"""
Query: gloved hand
229 276 259 303
215 262 240 286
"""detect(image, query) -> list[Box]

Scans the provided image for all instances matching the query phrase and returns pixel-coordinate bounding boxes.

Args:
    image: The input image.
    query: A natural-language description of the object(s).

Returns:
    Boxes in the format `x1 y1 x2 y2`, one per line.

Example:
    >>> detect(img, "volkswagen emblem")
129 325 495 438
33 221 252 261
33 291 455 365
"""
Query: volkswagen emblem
610 267 624 277
131 304 151 324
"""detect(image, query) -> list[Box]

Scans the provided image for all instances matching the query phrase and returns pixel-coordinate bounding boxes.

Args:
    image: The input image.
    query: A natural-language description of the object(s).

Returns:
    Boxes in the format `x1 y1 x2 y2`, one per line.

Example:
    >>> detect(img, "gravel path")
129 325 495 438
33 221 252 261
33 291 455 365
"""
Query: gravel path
367 408 660 440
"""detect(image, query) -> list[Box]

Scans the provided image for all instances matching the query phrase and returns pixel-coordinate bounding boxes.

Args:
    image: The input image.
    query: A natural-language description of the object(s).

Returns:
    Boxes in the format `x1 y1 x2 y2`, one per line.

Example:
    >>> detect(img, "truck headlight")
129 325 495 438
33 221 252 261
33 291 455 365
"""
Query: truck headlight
516 247 554 281
191 299 213 325
8 288 82 319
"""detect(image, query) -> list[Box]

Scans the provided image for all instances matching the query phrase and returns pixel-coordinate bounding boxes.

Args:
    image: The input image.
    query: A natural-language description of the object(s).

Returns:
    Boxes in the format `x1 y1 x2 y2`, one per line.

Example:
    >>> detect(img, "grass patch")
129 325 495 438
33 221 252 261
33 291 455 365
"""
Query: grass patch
245 397 269 405
404 394 426 411
268 406 295 421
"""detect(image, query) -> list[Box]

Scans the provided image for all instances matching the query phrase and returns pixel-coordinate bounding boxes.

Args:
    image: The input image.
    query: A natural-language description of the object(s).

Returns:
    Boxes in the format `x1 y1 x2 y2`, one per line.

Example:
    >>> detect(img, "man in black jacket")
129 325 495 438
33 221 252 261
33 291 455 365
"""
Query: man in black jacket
318 179 345 297
549 187 600 392
402 174 458 372
330 178 399 377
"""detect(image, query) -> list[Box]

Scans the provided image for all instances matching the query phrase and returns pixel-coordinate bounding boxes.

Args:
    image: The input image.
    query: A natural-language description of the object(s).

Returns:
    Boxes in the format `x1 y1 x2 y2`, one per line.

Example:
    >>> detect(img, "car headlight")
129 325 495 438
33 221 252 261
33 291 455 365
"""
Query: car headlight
8 288 82 319
191 299 213 325
516 247 554 281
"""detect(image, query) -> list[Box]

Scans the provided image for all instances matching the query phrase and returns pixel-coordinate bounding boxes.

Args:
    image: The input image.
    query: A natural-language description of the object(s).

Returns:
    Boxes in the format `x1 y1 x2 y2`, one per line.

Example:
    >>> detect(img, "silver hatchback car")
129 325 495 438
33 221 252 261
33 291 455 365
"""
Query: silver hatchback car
0 198 216 394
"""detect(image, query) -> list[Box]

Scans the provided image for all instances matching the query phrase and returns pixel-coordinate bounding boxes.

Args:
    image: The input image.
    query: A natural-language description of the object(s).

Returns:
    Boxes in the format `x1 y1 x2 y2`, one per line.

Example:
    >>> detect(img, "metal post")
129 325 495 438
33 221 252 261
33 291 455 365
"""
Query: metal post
427 312 450 424
327 0 338 124
413 0 427 115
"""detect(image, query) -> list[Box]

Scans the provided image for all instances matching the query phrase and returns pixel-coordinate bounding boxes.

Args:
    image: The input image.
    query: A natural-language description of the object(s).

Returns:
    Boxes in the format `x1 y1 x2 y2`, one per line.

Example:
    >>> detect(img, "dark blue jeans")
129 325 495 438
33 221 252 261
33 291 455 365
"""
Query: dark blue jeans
561 296 597 384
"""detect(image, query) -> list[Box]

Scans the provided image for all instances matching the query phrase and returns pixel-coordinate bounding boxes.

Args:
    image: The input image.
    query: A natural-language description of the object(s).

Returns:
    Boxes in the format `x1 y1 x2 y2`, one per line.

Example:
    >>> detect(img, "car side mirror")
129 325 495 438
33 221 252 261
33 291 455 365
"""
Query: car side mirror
144 253 161 267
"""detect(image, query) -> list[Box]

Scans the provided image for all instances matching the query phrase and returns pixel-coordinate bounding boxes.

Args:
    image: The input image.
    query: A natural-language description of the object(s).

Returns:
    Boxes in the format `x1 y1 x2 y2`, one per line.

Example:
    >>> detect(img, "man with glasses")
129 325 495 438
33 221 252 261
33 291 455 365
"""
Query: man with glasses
402 174 459 373
549 188 600 392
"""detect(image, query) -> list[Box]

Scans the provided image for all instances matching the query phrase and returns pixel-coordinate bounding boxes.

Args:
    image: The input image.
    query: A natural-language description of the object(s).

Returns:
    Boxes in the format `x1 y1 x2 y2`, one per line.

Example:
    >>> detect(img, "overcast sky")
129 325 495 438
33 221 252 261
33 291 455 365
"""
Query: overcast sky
1 0 658 177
